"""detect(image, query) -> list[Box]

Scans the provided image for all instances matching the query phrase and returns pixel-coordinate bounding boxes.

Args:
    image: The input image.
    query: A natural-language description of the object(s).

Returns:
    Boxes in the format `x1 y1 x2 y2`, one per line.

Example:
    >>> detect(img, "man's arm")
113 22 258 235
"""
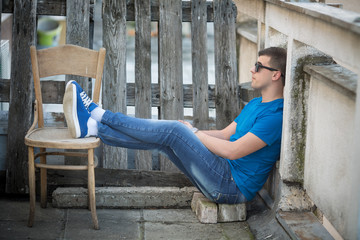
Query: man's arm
200 121 237 140
178 120 266 160
195 131 266 160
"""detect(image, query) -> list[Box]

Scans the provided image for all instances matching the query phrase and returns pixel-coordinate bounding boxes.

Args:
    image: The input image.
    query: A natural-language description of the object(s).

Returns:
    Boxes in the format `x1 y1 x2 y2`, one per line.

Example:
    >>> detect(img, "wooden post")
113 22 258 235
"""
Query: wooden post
158 0 183 172
102 0 128 169
65 0 90 90
64 0 90 166
6 0 37 194
191 0 209 130
213 0 239 129
134 0 152 170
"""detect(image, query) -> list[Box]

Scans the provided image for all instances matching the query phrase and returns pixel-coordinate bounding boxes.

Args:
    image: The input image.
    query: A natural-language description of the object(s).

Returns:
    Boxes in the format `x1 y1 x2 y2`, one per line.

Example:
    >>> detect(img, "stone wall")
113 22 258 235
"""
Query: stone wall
303 64 357 237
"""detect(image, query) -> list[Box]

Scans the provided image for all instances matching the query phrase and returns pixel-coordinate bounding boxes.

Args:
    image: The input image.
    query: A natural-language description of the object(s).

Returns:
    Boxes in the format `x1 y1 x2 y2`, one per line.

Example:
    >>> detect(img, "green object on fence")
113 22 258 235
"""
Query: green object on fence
37 18 62 47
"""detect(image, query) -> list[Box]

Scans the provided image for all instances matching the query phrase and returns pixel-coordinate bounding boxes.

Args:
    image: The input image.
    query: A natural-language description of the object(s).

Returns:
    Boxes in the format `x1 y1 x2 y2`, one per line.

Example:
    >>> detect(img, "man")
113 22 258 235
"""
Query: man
63 47 286 204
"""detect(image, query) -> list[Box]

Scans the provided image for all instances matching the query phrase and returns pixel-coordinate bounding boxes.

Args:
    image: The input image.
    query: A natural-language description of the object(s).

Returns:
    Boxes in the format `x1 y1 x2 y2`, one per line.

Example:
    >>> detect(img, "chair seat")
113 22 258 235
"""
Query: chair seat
25 127 100 149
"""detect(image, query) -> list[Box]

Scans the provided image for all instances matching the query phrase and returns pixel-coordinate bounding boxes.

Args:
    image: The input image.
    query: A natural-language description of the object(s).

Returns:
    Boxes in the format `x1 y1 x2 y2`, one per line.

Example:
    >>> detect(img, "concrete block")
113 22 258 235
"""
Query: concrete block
191 192 247 223
217 203 247 222
195 198 218 224
191 191 204 212
52 187 88 208
52 186 198 209
191 192 217 224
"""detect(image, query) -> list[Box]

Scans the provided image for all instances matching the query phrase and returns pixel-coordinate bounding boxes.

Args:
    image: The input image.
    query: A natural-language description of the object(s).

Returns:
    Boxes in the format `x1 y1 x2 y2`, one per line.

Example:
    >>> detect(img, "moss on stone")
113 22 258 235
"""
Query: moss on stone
289 54 333 184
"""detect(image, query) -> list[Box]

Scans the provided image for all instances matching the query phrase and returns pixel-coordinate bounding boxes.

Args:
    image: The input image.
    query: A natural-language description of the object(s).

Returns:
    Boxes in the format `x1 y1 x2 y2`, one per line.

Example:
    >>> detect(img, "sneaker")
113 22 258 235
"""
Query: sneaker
68 80 98 112
63 81 91 138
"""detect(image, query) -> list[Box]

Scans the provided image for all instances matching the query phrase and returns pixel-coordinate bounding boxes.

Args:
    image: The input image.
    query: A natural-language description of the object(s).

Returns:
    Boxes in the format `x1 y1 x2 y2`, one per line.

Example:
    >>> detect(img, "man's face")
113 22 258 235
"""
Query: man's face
250 55 273 90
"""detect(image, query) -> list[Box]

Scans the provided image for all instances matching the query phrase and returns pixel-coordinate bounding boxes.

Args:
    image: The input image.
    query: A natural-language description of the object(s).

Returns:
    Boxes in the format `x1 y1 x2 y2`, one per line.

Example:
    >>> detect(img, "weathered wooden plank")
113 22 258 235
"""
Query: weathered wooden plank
42 168 193 196
41 81 65 104
64 0 90 166
37 0 66 16
191 0 209 130
1 0 94 17
102 0 128 169
6 0 37 194
213 0 240 129
2 0 66 16
1 0 237 22
0 79 220 108
126 0 237 22
0 80 66 103
47 168 193 187
159 0 183 172
65 0 90 92
134 0 152 170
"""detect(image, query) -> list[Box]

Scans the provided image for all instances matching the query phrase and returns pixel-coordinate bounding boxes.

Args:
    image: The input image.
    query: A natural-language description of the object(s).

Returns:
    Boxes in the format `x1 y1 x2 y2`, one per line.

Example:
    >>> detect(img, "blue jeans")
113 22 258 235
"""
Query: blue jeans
97 110 247 204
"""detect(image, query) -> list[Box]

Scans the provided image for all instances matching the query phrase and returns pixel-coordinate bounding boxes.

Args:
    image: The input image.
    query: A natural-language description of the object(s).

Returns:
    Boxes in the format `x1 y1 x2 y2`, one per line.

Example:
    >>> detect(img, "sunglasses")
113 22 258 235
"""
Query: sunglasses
255 62 284 78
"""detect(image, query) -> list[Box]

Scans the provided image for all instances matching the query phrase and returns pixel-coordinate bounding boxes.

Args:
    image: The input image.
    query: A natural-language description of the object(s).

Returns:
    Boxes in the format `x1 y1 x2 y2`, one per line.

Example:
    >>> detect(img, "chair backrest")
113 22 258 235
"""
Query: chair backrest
30 44 106 128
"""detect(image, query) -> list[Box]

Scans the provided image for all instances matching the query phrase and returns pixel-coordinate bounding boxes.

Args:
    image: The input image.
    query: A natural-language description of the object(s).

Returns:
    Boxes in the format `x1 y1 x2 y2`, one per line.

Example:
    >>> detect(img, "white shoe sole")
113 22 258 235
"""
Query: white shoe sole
63 81 81 138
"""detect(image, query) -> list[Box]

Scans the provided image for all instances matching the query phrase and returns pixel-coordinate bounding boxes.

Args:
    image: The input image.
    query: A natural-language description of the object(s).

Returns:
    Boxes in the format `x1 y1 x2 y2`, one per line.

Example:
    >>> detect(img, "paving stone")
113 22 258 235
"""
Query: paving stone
217 203 247 222
145 221 222 240
219 222 255 240
143 209 198 223
64 209 142 240
0 220 64 240
0 197 255 240
0 200 65 240
143 209 253 240
144 219 254 240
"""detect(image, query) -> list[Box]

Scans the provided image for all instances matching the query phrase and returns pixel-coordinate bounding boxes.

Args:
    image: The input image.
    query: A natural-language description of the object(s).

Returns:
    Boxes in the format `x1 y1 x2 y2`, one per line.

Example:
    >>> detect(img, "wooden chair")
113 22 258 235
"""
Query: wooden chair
25 44 106 230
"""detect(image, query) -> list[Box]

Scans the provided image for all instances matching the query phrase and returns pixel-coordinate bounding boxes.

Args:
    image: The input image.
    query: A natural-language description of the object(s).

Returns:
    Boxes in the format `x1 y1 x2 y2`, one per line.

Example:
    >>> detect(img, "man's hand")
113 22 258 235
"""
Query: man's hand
178 120 193 130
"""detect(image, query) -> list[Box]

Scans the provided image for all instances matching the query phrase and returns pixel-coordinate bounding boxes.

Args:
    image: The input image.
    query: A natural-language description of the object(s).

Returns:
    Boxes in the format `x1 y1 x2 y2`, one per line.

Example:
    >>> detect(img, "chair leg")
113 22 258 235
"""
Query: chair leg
88 148 99 230
28 147 36 227
40 148 47 208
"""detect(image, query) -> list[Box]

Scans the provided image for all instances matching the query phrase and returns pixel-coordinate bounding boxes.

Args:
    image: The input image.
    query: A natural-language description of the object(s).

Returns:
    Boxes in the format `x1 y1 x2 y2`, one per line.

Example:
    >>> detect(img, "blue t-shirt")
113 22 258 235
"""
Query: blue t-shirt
227 97 283 201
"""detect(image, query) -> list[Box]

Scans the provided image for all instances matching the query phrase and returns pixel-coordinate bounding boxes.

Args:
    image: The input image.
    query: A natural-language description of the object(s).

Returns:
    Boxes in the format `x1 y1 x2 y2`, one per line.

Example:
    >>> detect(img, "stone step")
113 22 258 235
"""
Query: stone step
191 192 247 224
52 186 198 209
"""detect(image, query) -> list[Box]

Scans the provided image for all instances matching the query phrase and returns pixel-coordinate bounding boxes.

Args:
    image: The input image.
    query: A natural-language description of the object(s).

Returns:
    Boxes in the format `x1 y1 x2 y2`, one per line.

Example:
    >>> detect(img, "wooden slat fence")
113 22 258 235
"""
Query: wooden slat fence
134 0 152 170
1 0 239 192
103 0 128 169
158 0 184 172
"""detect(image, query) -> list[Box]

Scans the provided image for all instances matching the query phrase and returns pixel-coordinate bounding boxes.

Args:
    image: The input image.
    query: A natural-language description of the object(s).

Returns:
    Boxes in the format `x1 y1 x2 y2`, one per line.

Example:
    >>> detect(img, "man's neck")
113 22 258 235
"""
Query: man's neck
261 87 284 102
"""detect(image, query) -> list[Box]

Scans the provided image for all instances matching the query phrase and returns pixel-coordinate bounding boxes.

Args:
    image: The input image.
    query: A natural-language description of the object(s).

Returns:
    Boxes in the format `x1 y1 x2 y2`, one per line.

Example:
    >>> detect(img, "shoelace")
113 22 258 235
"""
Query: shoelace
80 91 93 109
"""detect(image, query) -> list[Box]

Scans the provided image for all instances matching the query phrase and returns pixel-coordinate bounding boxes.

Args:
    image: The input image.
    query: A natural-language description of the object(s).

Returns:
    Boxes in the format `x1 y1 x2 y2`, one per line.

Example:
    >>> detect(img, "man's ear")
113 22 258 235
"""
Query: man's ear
272 71 282 81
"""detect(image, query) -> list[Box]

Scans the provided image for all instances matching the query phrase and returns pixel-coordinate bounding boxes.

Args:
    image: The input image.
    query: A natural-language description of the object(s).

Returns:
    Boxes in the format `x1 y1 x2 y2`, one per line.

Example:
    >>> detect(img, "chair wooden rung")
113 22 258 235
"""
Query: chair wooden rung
26 44 106 230
35 163 89 171
34 151 88 158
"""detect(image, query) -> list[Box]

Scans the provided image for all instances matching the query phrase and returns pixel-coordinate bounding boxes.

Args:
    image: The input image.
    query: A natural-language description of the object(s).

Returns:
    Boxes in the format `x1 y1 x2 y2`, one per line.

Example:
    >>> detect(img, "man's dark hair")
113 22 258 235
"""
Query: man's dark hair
259 47 287 86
